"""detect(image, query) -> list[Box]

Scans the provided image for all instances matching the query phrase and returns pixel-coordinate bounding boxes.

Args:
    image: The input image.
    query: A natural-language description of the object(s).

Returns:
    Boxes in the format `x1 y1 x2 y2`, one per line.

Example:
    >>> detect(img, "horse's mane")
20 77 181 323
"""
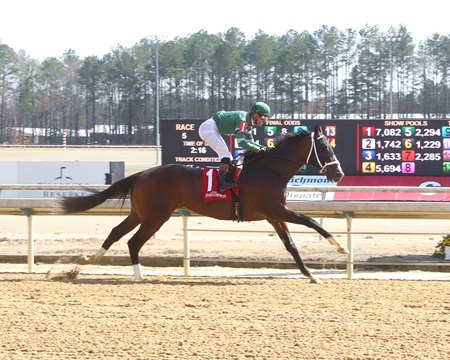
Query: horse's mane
242 128 311 162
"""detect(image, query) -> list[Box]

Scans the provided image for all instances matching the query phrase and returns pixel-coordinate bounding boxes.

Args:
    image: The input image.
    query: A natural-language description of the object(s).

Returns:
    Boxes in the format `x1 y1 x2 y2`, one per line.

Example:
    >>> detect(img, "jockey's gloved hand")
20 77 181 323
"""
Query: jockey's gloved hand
259 147 268 154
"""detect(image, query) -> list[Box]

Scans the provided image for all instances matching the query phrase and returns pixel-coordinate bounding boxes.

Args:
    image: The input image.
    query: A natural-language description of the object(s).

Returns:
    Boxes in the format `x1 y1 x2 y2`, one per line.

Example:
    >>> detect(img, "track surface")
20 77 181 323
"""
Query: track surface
1 273 448 359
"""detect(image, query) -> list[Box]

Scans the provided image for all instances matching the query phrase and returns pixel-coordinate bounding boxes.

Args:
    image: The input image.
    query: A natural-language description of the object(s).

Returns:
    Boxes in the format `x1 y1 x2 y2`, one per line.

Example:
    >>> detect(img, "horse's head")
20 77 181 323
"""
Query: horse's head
306 125 344 182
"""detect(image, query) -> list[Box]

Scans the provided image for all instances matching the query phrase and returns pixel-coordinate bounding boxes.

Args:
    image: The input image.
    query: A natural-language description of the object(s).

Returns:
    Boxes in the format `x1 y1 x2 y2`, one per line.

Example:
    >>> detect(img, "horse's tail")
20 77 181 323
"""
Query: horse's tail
59 171 143 214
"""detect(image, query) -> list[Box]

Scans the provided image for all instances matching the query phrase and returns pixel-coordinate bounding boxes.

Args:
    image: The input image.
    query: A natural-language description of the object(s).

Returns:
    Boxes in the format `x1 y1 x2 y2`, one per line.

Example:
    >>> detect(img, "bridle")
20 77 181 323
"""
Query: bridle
306 132 341 174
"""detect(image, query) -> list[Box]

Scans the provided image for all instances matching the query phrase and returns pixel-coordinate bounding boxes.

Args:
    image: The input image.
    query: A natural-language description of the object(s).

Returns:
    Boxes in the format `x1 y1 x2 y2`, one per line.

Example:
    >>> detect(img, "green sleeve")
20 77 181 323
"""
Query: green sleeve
236 131 264 152
213 111 263 152
213 111 247 134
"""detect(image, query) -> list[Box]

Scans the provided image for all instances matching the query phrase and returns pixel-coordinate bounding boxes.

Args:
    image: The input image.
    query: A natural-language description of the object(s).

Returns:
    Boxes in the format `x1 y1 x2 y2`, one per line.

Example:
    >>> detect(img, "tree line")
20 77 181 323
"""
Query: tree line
1 25 450 145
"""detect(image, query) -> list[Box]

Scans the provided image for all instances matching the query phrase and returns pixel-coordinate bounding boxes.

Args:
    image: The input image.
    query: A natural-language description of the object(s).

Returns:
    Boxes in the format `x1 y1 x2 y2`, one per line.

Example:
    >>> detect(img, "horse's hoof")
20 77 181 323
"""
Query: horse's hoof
337 247 350 255
74 255 91 265
309 277 322 284
328 238 350 254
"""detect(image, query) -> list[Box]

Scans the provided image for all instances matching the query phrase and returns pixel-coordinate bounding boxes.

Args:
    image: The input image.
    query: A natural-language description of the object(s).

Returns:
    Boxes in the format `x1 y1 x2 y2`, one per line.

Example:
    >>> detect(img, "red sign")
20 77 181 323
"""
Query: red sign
334 176 450 201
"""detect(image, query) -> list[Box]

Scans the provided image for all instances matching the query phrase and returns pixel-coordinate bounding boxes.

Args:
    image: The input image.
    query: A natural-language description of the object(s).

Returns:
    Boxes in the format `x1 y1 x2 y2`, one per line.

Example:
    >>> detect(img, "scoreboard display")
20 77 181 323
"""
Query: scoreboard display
161 118 450 177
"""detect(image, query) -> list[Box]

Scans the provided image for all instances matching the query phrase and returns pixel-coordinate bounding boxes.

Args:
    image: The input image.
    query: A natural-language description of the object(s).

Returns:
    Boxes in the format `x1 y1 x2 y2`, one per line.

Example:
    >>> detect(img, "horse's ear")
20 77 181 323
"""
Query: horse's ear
314 125 323 138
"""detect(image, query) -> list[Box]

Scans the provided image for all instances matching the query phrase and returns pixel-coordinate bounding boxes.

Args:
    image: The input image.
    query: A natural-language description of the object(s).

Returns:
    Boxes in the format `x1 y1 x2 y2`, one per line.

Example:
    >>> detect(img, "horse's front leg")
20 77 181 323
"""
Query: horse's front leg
269 205 349 254
267 219 320 284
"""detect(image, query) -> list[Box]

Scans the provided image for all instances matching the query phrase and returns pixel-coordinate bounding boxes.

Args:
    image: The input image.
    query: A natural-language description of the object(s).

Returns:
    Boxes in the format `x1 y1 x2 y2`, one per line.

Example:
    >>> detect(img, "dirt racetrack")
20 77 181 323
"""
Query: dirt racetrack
0 273 449 360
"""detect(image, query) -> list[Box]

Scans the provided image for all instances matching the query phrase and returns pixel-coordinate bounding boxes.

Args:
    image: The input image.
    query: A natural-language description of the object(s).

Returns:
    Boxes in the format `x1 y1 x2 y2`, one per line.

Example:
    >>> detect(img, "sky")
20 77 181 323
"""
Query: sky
1 0 449 61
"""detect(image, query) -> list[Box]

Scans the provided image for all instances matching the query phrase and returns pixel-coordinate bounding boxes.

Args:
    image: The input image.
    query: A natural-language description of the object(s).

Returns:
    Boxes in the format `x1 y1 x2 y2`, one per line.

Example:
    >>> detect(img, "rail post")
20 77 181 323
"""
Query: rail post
178 209 190 276
21 208 34 273
345 212 354 280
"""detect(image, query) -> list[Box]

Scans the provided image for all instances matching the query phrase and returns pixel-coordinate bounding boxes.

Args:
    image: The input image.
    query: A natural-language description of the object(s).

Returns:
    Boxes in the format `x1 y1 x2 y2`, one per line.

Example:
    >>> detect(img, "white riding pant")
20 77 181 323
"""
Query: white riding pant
198 118 232 159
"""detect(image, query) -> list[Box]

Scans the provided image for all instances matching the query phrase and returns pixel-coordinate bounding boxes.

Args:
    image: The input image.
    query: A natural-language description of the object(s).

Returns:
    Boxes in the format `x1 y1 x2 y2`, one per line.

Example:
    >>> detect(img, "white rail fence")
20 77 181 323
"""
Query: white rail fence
1 184 450 279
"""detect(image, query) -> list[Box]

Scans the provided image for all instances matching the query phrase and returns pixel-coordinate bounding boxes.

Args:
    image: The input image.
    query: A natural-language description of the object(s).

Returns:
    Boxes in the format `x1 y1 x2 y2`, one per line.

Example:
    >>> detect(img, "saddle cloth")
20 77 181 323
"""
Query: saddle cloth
201 167 239 202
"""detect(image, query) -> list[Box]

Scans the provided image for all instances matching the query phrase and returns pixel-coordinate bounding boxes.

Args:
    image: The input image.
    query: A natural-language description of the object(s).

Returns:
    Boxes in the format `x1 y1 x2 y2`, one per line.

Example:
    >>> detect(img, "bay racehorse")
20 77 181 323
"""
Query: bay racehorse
59 125 346 283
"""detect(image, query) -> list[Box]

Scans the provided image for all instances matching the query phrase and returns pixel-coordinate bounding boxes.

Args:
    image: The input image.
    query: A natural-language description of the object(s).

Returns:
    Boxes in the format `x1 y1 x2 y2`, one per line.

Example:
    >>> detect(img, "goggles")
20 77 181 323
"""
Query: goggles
259 113 269 121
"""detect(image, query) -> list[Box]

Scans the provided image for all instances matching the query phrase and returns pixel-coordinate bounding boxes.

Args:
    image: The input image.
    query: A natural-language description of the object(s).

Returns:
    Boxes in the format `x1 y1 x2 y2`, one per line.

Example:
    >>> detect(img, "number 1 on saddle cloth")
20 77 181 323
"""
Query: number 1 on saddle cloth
201 167 240 202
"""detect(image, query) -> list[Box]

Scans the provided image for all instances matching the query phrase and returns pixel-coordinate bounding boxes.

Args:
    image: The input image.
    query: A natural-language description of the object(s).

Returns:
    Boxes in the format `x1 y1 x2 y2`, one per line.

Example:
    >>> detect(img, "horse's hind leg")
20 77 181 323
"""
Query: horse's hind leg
76 211 139 265
267 219 320 284
127 213 172 281
101 211 140 252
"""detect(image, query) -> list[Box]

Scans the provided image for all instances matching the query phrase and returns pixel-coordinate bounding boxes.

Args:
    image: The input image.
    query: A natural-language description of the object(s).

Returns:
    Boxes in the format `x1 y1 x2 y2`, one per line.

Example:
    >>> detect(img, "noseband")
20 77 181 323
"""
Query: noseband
306 132 341 174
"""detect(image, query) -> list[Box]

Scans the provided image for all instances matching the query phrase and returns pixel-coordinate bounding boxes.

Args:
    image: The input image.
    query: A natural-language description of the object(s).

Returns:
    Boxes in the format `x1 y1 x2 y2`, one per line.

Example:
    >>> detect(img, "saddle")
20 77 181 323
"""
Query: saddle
201 167 241 221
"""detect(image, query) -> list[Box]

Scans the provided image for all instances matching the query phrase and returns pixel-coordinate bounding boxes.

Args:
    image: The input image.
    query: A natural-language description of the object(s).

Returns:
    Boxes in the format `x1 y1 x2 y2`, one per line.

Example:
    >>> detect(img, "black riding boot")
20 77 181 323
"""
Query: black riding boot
218 159 238 192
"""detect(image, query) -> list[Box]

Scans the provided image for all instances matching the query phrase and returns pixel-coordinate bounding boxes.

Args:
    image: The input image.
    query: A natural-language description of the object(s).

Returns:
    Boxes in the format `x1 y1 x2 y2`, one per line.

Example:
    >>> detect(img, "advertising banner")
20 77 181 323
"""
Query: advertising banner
0 161 124 199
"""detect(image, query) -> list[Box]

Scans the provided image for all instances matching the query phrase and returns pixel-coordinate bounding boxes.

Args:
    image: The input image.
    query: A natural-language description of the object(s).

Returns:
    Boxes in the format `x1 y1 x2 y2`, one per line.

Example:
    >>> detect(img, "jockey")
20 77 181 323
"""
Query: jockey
199 101 271 192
